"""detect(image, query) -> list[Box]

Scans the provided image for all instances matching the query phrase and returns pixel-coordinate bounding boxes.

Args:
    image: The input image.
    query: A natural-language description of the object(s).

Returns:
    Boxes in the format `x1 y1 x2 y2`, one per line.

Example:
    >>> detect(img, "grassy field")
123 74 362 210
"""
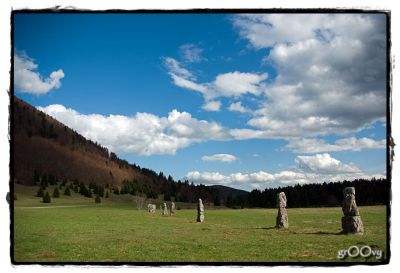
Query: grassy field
13 185 388 263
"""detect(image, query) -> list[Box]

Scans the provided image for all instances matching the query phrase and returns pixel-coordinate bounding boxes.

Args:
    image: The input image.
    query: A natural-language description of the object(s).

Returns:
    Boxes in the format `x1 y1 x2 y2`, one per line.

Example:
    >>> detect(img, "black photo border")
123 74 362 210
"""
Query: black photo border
9 8 393 267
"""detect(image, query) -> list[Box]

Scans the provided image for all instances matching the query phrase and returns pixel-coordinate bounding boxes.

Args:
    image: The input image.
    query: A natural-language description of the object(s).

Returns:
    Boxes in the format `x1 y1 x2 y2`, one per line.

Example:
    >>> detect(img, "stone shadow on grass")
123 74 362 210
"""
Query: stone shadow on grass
293 231 344 235
249 226 280 230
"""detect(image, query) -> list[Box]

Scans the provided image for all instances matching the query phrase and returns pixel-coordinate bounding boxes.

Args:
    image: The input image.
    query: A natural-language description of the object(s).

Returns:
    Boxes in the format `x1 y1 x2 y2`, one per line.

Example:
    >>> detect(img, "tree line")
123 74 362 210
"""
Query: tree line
227 178 389 208
32 169 219 205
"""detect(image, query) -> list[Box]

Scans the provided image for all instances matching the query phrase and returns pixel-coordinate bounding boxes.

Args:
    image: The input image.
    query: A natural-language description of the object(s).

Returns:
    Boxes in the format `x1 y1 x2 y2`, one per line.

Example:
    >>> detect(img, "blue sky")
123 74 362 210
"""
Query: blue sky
13 13 387 191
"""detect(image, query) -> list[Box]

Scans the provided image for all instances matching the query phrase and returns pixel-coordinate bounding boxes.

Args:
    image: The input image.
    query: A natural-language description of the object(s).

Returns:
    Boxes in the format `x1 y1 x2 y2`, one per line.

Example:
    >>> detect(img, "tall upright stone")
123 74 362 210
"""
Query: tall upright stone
276 192 289 228
341 187 364 234
197 198 205 223
170 201 176 216
162 202 168 216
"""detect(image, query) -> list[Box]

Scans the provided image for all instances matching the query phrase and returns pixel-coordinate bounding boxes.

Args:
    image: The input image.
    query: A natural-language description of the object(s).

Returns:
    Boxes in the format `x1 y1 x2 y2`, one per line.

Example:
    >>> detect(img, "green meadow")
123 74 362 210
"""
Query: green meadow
13 185 387 263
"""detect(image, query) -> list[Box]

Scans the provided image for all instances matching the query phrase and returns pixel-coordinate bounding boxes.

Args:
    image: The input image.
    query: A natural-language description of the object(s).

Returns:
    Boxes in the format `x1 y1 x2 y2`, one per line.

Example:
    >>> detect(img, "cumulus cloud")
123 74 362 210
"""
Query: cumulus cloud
232 14 386 138
213 71 267 97
295 153 361 174
164 57 268 102
228 101 250 113
14 51 65 95
202 153 237 163
202 100 221 112
284 137 386 153
37 104 229 156
38 102 386 158
186 153 385 190
179 44 205 63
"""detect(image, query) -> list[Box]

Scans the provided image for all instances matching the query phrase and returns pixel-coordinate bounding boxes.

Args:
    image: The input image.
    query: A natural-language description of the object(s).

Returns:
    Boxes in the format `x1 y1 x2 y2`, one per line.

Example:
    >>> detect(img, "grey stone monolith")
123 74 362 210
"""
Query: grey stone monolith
197 198 204 223
162 202 168 216
341 187 364 234
170 202 176 216
276 192 288 228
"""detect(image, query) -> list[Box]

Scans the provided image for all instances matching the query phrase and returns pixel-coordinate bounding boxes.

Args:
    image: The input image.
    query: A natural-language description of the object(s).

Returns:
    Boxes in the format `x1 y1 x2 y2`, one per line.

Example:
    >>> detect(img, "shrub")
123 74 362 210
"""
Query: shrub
105 191 109 198
95 195 101 203
53 187 60 198
43 192 51 203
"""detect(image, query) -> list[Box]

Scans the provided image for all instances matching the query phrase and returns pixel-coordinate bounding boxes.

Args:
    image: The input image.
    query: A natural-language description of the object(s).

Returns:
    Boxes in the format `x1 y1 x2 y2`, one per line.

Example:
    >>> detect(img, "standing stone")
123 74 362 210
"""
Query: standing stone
341 187 364 234
197 198 205 223
170 202 176 216
162 202 168 216
275 192 289 228
147 203 156 213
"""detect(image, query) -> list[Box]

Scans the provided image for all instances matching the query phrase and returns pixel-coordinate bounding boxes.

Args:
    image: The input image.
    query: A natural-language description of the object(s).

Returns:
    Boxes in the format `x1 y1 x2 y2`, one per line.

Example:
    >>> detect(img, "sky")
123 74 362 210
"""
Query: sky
13 12 387 191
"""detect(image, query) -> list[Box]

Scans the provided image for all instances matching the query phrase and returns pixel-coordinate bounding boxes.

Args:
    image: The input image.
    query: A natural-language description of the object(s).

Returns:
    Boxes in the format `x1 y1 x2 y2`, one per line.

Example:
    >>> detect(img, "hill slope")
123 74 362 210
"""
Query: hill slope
12 96 221 204
210 185 249 199
13 96 148 186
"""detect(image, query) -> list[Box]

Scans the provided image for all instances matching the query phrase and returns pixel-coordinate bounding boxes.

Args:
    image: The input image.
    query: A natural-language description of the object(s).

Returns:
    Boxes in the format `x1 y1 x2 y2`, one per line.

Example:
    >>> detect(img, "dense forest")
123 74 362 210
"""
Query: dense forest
227 178 389 208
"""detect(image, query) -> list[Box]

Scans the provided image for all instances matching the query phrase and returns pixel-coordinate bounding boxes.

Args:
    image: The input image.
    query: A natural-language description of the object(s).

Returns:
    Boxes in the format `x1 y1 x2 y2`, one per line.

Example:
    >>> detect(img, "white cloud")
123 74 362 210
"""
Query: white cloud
228 101 250 113
284 137 386 153
166 109 229 140
185 170 304 189
179 44 205 63
170 73 209 96
228 128 266 140
164 15 385 142
163 57 194 80
38 102 386 161
232 14 386 138
202 153 237 163
295 153 361 174
14 51 65 95
213 71 268 97
164 57 268 101
186 153 385 190
38 104 229 156
233 14 325 49
202 100 221 112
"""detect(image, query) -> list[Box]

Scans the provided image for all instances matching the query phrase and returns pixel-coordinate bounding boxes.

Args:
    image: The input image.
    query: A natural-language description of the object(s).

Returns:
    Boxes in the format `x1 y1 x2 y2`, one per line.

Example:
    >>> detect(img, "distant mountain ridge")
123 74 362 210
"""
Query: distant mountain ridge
210 185 249 199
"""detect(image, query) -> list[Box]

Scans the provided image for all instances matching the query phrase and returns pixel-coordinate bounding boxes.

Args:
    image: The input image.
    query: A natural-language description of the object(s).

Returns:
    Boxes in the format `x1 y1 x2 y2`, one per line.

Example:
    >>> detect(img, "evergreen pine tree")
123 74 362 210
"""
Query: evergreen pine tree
64 187 71 196
53 187 60 198
36 187 44 197
43 192 51 203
